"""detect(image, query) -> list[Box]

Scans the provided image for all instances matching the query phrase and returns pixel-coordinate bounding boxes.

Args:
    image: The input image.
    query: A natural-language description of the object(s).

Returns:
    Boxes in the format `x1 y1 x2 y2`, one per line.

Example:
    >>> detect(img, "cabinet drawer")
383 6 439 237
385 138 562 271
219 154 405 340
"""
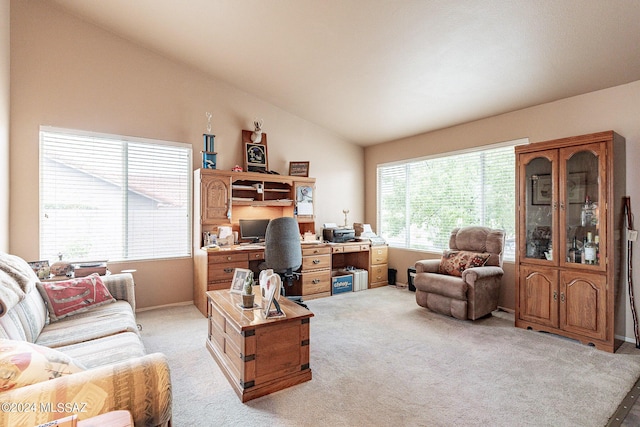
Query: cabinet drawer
208 253 248 263
370 264 388 283
302 246 331 256
300 270 331 295
370 246 388 264
301 254 331 271
341 244 362 253
209 261 247 280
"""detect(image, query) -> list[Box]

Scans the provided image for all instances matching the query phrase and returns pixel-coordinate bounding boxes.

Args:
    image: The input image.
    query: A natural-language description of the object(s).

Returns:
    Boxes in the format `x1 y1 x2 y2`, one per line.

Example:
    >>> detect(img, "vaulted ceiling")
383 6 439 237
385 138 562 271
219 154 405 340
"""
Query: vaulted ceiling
49 0 640 146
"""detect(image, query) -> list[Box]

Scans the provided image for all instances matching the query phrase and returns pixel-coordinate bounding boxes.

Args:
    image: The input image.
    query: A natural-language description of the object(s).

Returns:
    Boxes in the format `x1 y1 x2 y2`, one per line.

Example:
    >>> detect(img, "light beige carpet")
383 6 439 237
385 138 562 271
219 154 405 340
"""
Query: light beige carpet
137 286 640 427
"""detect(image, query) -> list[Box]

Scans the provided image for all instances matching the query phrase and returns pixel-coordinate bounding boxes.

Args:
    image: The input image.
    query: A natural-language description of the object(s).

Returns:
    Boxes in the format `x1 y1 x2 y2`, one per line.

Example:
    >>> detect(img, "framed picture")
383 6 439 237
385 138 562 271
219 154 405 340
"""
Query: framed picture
242 130 269 173
289 161 310 177
230 268 251 294
262 273 282 318
531 174 552 205
244 143 268 173
567 172 586 204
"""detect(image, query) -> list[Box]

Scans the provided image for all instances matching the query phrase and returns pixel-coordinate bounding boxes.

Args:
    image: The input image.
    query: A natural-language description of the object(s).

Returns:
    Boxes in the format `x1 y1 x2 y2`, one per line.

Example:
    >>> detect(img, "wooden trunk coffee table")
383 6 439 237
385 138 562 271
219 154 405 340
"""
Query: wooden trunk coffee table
206 289 314 402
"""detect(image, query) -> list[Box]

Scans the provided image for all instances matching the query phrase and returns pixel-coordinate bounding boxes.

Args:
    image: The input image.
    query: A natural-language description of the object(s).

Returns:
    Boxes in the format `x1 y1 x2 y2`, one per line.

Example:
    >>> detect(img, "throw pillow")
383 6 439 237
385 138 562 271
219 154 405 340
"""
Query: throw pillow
439 251 491 277
0 339 85 391
36 273 115 322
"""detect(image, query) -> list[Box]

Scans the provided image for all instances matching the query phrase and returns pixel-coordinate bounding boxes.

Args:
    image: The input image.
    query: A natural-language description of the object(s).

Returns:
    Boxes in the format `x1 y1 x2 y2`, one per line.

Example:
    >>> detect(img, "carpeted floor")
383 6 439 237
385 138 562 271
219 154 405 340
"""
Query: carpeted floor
137 286 640 427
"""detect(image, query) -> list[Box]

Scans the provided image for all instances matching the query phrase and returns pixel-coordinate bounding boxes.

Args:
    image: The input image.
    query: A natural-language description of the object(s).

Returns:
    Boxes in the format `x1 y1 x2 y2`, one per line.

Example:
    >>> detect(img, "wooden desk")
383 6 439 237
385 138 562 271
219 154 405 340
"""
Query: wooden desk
206 289 314 402
194 242 388 316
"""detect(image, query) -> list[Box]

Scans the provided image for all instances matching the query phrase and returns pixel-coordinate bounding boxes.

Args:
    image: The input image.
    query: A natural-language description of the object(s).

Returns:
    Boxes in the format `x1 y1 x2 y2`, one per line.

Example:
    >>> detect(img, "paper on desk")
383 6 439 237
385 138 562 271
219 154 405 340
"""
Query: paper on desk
218 225 233 239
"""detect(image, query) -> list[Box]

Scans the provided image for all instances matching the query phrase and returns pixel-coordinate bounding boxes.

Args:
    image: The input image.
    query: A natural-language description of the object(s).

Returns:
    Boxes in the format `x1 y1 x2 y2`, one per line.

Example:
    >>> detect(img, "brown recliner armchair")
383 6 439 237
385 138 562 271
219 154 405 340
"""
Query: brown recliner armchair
414 226 505 320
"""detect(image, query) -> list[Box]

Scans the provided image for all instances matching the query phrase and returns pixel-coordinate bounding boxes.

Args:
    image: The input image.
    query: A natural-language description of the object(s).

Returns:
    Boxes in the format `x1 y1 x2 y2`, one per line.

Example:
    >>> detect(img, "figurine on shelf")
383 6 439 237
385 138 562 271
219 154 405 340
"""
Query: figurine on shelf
251 119 264 143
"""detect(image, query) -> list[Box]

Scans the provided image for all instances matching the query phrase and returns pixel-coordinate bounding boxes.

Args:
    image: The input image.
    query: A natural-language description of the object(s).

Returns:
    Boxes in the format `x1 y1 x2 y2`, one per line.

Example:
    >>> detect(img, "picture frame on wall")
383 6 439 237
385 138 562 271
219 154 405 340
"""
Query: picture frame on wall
289 161 310 177
531 172 586 205
567 172 586 204
531 174 552 205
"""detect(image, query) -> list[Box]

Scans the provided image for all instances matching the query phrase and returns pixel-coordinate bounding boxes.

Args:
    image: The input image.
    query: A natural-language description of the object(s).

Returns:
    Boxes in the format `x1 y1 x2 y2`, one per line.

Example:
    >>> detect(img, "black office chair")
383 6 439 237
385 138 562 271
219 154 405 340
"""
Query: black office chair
264 217 307 308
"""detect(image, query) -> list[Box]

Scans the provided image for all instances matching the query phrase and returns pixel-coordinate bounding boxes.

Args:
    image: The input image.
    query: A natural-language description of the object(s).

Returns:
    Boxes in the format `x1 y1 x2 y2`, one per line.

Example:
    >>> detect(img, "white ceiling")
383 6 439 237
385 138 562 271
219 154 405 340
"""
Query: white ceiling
49 0 640 146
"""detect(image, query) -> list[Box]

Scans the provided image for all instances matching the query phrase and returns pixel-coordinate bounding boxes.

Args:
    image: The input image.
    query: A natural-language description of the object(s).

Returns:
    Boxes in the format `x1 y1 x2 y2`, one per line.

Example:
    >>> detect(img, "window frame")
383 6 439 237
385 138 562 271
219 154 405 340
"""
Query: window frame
376 138 527 262
39 126 193 263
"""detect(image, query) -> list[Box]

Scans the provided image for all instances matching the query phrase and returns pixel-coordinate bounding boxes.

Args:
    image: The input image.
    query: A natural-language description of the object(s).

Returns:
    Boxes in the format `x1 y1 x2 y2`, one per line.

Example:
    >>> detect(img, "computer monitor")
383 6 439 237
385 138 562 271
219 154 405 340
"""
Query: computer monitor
239 219 270 243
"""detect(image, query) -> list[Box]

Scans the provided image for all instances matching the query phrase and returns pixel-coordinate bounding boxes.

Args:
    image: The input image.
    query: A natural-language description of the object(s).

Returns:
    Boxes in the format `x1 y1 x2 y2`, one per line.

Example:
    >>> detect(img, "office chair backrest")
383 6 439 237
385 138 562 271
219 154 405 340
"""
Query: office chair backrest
264 217 302 272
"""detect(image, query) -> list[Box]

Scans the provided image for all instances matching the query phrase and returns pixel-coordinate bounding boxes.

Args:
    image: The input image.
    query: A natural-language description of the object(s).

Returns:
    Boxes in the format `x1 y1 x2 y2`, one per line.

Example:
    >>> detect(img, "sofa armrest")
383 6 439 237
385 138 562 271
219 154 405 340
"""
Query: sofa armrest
0 353 171 427
102 273 136 312
415 259 440 273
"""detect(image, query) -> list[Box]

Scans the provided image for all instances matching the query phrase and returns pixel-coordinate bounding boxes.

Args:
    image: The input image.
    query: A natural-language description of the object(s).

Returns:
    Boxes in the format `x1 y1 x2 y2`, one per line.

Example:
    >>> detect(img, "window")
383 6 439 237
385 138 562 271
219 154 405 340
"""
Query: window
377 140 526 261
40 127 192 262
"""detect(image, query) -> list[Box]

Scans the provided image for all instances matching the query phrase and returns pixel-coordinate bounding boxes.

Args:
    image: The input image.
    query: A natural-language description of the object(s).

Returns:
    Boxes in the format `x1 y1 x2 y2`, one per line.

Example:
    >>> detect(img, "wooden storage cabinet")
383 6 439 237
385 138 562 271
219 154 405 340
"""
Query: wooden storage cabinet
206 290 313 402
515 131 625 352
369 245 388 288
197 170 231 225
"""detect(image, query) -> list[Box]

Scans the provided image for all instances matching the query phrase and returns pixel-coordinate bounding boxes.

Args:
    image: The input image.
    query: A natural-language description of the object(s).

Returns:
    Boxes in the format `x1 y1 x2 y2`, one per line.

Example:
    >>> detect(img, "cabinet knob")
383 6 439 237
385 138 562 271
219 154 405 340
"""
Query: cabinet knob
553 290 557 301
313 259 321 264
312 279 320 284
224 268 233 273
560 292 565 303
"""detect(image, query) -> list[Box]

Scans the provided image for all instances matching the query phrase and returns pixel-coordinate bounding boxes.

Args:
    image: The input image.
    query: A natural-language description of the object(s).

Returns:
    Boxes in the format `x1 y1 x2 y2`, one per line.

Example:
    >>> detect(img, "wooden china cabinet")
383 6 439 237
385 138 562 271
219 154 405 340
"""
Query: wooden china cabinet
514 131 626 352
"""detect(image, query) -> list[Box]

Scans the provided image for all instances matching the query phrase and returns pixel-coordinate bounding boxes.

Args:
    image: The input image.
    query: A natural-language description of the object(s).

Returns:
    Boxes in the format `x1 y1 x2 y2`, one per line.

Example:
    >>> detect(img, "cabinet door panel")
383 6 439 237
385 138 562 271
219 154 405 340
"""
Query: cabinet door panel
560 271 607 340
517 150 558 264
201 175 231 224
559 143 606 270
518 266 558 327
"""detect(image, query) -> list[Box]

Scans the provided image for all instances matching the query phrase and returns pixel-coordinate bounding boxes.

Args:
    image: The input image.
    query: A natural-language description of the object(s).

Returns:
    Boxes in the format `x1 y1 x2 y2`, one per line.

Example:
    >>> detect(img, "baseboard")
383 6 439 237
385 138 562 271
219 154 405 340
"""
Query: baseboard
136 300 194 313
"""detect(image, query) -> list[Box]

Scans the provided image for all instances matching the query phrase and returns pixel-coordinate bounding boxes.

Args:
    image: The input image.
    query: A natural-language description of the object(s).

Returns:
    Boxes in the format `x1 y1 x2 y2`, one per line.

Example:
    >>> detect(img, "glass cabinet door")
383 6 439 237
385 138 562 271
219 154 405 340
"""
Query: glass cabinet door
559 143 605 269
519 150 557 263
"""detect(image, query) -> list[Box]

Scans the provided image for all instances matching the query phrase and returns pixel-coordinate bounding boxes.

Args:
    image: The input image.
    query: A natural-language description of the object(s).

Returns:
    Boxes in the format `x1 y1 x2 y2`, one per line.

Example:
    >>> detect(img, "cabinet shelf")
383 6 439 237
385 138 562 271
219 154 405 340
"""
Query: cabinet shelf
231 199 293 207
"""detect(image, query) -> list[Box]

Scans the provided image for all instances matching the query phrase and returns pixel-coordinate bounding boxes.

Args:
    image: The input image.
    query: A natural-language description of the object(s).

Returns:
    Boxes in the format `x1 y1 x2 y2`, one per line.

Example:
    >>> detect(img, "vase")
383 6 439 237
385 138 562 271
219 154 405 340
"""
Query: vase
242 294 255 308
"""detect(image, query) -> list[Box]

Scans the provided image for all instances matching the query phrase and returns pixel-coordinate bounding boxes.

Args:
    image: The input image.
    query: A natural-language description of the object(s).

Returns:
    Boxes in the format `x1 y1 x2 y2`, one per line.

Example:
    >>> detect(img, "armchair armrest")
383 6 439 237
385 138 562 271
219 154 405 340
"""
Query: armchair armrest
102 273 136 312
462 266 504 282
0 353 171 427
415 259 440 274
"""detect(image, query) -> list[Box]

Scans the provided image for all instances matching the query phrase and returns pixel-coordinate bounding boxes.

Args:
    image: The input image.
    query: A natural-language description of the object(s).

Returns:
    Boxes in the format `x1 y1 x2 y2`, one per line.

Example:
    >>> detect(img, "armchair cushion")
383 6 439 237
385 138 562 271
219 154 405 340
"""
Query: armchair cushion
438 250 491 277
36 274 115 322
0 339 85 391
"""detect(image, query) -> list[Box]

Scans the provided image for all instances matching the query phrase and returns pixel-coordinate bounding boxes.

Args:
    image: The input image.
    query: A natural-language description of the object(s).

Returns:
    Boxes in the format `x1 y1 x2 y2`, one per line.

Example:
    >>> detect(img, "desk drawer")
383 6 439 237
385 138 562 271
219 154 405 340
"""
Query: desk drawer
209 261 247 281
302 246 331 256
209 253 248 263
247 250 265 261
301 254 331 271
370 264 388 283
370 246 388 264
300 270 331 295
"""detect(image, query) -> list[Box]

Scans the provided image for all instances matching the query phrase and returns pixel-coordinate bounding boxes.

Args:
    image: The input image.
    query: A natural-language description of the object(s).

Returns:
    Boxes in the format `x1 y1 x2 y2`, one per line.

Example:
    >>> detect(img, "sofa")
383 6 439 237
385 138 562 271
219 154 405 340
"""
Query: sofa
414 226 505 320
0 253 172 427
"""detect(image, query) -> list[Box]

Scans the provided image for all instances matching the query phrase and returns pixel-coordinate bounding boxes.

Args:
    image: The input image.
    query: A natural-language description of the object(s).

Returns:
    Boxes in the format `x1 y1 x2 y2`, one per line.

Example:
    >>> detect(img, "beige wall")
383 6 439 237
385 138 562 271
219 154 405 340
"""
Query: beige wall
365 80 640 339
1 0 9 252
9 1 364 308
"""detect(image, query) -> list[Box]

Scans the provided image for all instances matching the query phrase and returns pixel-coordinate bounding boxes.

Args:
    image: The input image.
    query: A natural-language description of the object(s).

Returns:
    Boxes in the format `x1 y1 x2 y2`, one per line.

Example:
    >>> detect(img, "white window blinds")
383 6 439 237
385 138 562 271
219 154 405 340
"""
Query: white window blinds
377 141 524 261
40 127 192 262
